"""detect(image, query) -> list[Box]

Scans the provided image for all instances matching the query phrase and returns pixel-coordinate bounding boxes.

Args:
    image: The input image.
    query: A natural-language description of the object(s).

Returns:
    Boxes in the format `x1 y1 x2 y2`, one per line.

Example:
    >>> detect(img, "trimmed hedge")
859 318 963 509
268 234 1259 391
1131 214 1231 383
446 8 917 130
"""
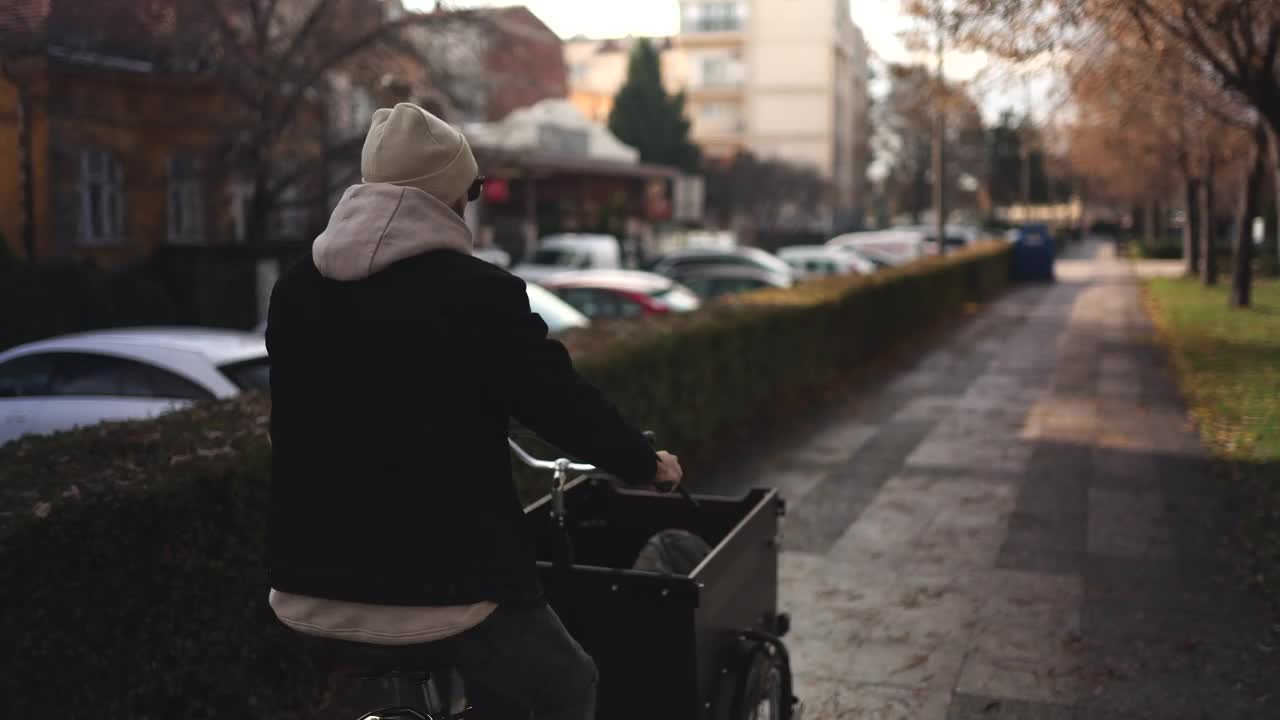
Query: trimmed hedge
563 242 1011 470
0 242 1012 717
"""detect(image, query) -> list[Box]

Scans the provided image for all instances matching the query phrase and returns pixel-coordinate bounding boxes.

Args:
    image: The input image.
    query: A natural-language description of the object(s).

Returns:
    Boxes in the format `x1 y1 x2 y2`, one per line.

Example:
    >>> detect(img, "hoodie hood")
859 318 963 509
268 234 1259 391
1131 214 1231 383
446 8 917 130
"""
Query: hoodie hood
312 183 473 281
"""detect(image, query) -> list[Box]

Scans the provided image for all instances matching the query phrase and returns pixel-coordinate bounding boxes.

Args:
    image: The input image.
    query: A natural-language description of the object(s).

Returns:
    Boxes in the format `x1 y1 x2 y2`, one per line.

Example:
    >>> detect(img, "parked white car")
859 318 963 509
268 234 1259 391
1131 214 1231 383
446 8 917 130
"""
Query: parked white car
0 328 270 446
827 230 929 267
778 245 876 279
472 246 511 268
893 224 980 253
512 234 622 283
524 282 591 334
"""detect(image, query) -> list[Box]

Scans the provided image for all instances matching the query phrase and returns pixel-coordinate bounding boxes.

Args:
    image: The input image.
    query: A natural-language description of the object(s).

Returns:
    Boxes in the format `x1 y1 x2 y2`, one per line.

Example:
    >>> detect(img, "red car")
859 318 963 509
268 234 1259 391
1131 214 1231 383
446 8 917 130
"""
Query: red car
543 270 702 320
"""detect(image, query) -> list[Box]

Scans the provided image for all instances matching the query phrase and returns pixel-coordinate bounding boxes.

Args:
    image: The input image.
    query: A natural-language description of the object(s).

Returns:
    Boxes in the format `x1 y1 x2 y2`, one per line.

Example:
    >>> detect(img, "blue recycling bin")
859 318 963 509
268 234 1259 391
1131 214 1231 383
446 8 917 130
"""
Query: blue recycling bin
1011 224 1055 281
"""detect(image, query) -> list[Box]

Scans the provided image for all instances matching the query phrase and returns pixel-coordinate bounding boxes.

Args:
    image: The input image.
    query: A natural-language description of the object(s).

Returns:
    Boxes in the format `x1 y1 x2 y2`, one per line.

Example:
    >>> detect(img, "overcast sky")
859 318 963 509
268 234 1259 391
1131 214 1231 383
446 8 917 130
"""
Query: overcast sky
409 0 1055 122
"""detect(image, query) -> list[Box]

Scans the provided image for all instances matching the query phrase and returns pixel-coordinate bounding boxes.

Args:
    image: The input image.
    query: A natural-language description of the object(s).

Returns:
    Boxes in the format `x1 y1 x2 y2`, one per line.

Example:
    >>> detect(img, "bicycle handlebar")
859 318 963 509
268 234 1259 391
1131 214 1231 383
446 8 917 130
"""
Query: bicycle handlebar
507 438 598 473
509 435 700 509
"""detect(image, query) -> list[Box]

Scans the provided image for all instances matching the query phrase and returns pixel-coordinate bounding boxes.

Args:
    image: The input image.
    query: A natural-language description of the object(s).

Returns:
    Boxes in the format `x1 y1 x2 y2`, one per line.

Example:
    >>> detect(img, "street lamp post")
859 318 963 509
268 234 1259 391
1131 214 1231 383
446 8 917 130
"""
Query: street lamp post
933 24 947 256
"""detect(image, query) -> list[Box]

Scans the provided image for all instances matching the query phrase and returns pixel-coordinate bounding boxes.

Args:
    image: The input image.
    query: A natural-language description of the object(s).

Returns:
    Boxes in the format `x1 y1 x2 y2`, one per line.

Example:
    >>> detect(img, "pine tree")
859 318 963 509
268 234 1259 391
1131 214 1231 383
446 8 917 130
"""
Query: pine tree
607 39 701 172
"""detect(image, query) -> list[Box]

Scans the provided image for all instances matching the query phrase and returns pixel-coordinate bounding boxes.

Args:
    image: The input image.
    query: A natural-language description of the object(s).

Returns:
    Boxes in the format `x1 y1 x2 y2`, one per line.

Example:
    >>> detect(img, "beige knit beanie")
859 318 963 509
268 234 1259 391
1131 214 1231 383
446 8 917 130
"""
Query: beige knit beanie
361 103 478 205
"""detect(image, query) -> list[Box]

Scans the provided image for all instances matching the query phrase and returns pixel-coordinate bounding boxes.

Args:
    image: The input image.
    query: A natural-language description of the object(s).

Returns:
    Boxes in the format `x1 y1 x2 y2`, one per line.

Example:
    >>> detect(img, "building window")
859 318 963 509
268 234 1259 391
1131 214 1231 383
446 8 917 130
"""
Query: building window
232 176 307 243
166 154 205 244
683 2 744 33
569 62 589 84
77 148 124 245
698 54 740 87
274 184 308 240
350 87 375 135
229 178 254 244
699 101 742 132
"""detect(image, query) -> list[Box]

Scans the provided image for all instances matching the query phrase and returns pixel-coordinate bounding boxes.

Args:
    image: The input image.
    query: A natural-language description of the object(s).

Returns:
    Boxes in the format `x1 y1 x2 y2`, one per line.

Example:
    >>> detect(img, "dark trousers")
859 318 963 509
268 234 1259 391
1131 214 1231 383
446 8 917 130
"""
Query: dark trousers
312 603 597 720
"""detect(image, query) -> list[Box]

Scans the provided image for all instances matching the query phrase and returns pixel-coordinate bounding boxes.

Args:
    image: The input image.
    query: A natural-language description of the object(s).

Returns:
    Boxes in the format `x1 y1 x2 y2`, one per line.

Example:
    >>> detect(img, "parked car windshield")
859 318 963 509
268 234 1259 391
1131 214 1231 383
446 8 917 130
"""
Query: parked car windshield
530 248 586 267
220 358 271 392
526 283 590 333
650 285 701 312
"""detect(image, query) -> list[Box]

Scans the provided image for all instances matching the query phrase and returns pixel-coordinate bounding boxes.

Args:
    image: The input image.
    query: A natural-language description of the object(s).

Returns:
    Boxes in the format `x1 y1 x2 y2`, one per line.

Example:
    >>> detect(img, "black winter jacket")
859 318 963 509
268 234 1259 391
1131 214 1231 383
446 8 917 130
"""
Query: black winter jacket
266 183 657 607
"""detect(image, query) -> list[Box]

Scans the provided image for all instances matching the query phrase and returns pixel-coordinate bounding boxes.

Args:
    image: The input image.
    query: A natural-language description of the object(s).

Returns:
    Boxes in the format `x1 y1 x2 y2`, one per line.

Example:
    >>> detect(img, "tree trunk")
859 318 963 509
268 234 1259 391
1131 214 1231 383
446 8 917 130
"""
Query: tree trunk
1143 201 1156 248
1268 124 1280 274
1230 126 1267 308
248 161 272 247
1201 155 1217 286
1155 198 1167 247
1184 176 1201 275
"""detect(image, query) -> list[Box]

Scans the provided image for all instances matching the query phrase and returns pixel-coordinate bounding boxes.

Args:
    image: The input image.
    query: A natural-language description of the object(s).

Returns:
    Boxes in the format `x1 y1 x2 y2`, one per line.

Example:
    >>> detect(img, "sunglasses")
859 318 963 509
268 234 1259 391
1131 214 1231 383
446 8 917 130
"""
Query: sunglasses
467 176 486 202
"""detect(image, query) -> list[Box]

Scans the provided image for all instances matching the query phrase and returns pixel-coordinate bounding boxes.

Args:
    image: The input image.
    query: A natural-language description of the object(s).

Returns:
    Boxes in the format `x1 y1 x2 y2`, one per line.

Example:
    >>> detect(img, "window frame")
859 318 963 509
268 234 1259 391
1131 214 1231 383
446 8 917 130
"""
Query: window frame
350 86 376 136
0 351 214 401
166 154 206 245
0 353 58 397
77 147 125 246
229 177 255 244
684 2 743 33
274 183 308 240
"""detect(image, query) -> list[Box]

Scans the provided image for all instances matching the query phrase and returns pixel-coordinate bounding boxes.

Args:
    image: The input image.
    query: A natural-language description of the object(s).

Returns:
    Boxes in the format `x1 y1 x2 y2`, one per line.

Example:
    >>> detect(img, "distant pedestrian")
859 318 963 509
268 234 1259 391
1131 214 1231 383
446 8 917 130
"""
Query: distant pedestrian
264 102 683 720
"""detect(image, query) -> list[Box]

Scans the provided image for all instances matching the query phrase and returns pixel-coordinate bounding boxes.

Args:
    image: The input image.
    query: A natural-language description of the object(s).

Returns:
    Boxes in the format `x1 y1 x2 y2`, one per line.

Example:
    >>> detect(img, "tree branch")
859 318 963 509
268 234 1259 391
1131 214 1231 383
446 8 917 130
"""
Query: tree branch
1123 0 1242 90
1263 19 1280 75
276 0 338 79
190 3 266 109
266 135 365 197
270 14 466 138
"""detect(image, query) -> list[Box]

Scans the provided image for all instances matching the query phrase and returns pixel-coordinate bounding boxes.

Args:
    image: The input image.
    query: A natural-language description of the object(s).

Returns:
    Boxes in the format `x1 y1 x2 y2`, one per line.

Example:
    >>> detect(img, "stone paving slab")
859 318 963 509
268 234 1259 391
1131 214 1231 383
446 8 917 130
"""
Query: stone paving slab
723 242 1280 718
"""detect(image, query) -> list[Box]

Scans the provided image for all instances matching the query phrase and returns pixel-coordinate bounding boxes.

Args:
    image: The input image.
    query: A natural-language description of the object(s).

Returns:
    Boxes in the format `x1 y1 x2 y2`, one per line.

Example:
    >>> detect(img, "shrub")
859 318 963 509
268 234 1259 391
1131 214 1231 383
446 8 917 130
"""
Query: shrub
0 242 1012 717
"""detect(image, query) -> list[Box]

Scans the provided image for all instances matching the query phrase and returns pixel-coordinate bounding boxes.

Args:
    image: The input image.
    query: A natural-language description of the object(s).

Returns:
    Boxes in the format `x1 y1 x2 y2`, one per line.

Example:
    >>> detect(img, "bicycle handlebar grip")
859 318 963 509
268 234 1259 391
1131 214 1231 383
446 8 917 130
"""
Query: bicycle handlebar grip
643 431 699 509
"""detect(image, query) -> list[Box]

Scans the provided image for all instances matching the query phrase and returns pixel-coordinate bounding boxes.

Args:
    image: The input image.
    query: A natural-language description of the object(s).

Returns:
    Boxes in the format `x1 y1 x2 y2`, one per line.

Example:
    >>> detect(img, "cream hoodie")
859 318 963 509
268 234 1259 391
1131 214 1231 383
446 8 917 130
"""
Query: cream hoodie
312 182 473 282
269 182 495 645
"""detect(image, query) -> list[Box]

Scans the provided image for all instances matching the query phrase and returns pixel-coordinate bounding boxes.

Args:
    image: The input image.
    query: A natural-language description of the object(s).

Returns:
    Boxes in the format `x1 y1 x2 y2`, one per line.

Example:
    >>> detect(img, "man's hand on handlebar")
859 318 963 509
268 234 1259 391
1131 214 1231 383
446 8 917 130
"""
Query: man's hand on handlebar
653 451 684 492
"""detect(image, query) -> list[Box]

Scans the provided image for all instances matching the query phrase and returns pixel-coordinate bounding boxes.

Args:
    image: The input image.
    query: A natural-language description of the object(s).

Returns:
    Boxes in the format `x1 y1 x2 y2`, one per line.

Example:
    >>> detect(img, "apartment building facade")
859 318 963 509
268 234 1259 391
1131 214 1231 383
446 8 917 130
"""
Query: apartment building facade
564 37 689 124
566 0 871 230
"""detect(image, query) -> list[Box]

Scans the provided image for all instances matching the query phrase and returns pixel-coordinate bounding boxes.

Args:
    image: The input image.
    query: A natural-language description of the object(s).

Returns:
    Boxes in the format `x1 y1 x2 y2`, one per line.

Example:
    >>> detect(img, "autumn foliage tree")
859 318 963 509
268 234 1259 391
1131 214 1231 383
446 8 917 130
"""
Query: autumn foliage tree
949 0 1278 304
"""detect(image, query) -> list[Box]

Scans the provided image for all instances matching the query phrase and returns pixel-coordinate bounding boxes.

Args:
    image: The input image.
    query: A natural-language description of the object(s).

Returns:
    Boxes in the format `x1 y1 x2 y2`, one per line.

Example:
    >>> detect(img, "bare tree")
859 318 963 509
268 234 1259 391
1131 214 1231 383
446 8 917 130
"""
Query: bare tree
172 0 479 246
874 64 985 225
703 153 828 233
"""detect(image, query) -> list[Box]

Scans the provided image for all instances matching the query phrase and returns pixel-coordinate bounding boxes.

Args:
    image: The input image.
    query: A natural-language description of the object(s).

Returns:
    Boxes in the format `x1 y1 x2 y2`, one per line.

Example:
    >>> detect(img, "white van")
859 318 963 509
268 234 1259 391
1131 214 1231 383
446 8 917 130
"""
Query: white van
512 234 622 283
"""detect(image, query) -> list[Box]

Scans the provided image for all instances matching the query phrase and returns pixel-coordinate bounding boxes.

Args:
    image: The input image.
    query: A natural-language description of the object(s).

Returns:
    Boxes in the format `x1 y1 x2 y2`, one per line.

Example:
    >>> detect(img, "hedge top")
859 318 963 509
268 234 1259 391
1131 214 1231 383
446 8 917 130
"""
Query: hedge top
0 240 1010 542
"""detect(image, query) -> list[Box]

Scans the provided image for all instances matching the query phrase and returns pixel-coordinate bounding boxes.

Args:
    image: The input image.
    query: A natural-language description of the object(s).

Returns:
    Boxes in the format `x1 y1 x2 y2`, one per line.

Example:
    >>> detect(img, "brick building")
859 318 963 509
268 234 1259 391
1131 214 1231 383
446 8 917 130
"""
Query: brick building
0 0 229 264
0 0 439 326
413 6 568 123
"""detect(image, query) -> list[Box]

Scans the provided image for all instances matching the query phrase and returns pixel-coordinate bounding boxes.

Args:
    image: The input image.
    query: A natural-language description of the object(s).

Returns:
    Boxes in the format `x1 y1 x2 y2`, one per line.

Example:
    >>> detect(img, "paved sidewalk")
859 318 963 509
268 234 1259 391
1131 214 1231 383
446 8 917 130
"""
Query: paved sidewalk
716 242 1280 718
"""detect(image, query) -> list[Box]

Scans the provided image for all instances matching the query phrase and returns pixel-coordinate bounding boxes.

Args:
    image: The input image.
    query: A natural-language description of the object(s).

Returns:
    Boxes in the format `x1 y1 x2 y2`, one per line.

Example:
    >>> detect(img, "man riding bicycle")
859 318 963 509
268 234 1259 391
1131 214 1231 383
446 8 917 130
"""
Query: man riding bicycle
265 103 683 720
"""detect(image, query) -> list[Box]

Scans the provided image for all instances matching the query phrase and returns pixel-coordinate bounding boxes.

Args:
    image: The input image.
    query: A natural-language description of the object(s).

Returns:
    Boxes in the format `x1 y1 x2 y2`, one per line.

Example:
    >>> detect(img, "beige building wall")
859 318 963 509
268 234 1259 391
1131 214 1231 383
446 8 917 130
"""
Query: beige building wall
564 0 870 228
744 0 864 225
564 38 688 124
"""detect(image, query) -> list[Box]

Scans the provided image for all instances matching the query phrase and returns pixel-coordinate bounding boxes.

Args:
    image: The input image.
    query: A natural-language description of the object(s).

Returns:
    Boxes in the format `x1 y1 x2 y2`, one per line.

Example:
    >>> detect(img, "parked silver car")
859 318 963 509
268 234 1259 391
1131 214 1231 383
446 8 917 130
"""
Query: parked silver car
649 246 795 286
668 265 793 301
0 328 270 446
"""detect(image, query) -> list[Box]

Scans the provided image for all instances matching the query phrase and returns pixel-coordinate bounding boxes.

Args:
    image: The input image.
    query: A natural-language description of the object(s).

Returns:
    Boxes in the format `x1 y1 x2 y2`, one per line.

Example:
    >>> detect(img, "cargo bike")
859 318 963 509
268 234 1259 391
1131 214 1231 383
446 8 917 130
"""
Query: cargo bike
350 437 800 720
